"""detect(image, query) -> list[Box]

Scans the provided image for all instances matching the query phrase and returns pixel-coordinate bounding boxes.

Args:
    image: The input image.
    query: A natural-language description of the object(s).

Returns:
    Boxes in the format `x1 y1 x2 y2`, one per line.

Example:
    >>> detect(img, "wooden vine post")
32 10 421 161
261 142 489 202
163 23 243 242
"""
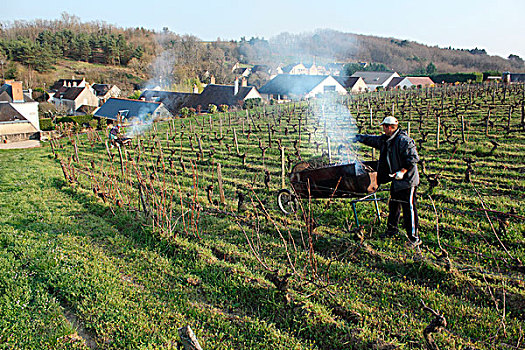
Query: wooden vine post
280 143 286 189
461 115 466 143
267 123 272 148
507 106 512 131
521 100 525 128
485 109 490 137
73 139 79 163
436 116 440 149
233 128 239 154
117 144 125 178
217 163 225 205
104 141 113 162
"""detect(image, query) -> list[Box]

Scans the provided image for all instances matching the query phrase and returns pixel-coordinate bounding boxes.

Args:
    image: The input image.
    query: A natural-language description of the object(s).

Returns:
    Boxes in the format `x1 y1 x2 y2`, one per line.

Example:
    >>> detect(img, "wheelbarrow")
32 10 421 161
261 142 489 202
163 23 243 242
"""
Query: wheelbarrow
277 160 384 227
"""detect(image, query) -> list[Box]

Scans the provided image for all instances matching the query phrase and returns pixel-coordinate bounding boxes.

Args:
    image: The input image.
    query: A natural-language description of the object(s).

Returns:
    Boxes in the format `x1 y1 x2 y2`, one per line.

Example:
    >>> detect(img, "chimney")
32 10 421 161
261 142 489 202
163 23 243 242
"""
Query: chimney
11 81 24 102
234 78 239 95
241 77 247 87
210 76 215 84
193 84 199 93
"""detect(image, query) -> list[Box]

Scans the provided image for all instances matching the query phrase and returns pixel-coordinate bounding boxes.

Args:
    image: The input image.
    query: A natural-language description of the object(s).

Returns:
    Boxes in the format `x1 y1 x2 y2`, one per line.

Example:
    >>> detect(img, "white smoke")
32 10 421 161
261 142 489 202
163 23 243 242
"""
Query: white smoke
312 96 365 173
124 31 177 138
125 105 155 138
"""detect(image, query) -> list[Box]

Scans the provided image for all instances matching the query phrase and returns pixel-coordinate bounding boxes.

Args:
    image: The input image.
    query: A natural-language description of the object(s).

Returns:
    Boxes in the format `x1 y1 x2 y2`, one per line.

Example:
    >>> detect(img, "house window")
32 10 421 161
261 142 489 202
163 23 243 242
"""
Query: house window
323 85 336 92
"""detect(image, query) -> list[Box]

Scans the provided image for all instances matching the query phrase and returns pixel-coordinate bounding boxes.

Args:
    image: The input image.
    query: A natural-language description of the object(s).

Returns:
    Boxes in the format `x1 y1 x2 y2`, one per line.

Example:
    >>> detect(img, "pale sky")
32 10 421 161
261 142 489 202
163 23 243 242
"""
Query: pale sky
2 0 524 59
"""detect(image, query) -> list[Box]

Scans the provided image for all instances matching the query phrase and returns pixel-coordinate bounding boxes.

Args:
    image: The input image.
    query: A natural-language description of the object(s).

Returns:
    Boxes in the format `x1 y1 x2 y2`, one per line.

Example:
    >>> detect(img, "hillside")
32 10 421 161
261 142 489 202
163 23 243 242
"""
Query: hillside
15 59 146 96
265 30 525 73
1 15 524 92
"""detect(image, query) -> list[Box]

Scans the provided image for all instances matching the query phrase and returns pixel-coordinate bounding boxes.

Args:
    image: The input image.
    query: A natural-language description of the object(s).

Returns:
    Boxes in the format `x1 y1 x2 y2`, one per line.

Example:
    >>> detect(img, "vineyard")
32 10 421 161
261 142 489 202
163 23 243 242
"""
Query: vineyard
1 84 524 349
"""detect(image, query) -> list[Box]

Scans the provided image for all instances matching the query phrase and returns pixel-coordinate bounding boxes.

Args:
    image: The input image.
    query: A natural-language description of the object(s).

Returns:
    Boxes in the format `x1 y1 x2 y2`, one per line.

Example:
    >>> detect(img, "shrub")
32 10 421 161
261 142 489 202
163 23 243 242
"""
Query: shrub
208 104 218 114
180 107 189 117
39 118 54 131
71 115 93 126
97 118 107 130
219 104 229 113
56 116 75 124
243 98 262 110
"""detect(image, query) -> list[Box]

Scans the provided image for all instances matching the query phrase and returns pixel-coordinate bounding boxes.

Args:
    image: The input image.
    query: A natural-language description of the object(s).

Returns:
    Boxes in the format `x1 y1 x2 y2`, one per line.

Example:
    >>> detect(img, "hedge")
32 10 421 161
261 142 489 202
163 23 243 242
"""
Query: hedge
39 118 54 131
56 116 75 124
41 115 95 131
243 98 263 110
430 73 483 84
72 115 94 126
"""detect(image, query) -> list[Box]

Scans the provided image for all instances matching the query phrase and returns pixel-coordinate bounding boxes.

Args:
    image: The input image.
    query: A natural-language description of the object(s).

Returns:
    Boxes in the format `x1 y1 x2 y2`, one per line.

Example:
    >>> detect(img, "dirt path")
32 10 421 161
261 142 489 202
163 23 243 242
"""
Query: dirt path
0 140 41 149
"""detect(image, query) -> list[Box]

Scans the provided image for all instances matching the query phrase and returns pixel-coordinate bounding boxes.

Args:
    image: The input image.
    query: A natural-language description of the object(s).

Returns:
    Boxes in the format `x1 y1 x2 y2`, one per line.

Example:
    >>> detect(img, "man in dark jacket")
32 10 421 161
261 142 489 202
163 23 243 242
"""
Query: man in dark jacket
354 116 421 246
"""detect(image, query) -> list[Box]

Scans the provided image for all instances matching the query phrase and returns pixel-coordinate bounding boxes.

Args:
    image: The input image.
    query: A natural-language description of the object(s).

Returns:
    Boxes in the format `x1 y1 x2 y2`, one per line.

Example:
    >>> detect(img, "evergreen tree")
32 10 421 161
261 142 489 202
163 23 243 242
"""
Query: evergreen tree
426 62 437 75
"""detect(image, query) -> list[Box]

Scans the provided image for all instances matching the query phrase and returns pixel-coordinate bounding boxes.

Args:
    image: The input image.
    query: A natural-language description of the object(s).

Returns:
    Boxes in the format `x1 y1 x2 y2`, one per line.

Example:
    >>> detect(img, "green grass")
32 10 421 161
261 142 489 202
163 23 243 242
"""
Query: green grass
1 84 524 349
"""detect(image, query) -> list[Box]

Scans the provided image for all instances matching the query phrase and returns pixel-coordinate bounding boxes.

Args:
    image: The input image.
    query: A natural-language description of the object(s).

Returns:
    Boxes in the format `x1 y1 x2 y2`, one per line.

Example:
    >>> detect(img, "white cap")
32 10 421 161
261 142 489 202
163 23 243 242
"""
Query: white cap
380 116 399 125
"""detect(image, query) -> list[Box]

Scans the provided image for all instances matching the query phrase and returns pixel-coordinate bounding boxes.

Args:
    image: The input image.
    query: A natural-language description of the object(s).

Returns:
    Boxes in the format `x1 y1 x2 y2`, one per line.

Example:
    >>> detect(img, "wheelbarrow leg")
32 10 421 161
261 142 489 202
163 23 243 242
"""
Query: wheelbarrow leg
373 193 381 223
351 201 359 227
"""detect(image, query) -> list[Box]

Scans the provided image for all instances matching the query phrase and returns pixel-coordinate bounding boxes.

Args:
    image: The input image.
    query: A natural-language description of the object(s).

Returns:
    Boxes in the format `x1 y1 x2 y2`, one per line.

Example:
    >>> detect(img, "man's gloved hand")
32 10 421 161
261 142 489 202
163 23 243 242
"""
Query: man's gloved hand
394 170 405 180
390 171 405 180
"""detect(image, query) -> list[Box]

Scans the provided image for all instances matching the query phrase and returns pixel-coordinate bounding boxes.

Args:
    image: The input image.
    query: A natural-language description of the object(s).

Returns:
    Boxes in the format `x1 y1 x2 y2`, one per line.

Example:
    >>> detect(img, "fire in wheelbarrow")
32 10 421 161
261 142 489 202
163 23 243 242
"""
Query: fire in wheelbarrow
277 160 383 226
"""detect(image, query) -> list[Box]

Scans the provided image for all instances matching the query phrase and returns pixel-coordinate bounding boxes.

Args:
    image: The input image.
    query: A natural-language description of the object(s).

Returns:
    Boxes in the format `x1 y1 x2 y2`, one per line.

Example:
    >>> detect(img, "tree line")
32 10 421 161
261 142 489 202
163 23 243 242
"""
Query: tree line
0 30 145 72
0 14 523 90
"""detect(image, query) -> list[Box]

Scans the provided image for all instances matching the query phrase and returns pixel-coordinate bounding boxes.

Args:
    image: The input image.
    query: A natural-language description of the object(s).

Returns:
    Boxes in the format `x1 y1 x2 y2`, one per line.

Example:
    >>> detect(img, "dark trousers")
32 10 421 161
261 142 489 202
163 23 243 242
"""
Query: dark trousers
387 186 419 241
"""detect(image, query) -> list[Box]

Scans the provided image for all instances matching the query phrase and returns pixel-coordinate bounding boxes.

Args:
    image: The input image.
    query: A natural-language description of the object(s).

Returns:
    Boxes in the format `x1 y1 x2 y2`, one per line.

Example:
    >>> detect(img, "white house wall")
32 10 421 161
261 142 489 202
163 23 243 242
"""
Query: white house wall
77 89 99 109
10 101 39 130
396 78 414 89
305 77 348 98
244 88 263 100
350 79 368 93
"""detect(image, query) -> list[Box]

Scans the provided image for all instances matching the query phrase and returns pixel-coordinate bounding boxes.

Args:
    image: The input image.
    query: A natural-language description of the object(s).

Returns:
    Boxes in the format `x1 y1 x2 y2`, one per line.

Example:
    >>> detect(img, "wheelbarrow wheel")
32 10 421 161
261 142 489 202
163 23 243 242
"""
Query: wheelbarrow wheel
277 189 297 214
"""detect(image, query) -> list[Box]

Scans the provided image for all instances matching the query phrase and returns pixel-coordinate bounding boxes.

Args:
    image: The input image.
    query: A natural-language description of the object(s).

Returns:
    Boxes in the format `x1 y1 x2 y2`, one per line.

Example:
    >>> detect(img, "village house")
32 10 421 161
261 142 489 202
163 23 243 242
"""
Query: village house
334 76 368 93
47 78 87 101
94 98 172 122
231 63 252 78
92 84 122 106
503 72 525 84
194 78 262 110
140 77 262 114
139 90 199 115
278 63 308 75
278 63 331 76
350 71 400 91
258 74 347 101
387 76 435 89
51 84 99 115
0 81 40 142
